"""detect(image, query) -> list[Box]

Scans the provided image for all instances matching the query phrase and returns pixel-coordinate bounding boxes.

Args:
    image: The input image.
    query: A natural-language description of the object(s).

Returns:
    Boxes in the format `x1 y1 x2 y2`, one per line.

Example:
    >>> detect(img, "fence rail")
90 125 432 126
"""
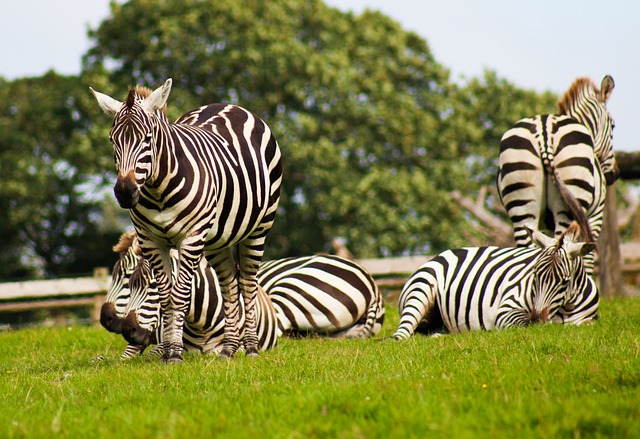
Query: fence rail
1 249 639 327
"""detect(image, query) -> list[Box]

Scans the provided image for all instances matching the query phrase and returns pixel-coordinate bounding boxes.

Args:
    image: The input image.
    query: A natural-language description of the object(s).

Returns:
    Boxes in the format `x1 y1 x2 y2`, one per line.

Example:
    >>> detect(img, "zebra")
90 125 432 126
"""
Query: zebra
121 256 279 357
497 75 617 274
259 255 385 338
100 230 140 335
91 78 283 362
102 232 384 358
392 222 598 340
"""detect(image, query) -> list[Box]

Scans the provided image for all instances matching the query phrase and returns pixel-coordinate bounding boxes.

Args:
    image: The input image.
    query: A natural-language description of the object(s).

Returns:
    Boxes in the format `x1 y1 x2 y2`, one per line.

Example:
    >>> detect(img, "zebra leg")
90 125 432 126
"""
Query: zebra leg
238 241 264 356
208 249 242 359
393 278 439 341
161 241 205 363
120 344 145 360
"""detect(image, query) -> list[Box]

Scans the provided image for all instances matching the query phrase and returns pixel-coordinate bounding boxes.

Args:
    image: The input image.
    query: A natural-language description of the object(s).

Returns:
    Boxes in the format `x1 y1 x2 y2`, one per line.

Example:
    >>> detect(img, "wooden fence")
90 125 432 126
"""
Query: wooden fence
1 248 639 328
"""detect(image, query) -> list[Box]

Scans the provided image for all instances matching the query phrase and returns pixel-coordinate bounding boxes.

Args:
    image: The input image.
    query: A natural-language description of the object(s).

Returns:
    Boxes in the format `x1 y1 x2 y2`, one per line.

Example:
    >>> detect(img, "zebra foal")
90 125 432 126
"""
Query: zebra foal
91 79 282 362
497 75 618 274
393 223 598 340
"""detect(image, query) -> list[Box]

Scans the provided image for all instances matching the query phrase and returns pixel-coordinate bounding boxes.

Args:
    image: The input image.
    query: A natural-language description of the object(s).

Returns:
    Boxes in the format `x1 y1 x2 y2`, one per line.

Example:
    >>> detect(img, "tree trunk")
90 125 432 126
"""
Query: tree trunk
598 189 623 297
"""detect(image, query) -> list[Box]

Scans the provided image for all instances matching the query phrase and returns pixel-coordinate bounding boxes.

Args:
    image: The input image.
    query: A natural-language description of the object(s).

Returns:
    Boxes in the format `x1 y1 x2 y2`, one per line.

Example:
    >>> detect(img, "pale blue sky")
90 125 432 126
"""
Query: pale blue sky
2 0 637 151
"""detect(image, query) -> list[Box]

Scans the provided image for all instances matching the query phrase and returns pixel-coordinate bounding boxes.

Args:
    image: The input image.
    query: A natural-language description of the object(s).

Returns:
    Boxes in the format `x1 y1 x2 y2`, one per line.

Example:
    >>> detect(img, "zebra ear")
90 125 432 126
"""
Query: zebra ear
527 227 555 250
90 87 123 115
600 75 614 103
142 78 173 113
567 242 596 259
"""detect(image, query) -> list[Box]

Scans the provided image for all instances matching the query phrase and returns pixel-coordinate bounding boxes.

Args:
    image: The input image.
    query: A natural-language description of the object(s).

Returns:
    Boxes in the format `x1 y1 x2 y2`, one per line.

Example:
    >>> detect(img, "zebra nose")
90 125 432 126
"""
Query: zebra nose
121 311 151 346
114 171 139 209
529 308 550 324
100 302 123 333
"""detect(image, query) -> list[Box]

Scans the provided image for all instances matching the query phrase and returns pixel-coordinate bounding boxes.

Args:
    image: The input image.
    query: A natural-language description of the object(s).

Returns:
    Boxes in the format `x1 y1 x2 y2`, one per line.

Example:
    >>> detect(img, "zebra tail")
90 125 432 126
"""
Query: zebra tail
548 166 594 243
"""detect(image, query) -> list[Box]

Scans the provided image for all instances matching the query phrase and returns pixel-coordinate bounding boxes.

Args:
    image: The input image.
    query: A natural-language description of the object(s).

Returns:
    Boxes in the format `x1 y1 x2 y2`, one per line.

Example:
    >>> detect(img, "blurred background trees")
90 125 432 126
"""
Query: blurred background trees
0 0 563 278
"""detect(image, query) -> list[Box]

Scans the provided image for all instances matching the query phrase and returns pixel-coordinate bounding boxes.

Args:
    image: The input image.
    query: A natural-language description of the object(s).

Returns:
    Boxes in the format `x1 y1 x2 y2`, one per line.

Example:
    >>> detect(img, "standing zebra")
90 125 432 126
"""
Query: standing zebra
393 223 598 340
497 76 618 274
91 79 282 362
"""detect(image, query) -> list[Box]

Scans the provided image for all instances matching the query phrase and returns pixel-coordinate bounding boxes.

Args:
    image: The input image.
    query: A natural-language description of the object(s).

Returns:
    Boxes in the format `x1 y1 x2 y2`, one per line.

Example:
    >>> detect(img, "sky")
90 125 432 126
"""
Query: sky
2 0 638 151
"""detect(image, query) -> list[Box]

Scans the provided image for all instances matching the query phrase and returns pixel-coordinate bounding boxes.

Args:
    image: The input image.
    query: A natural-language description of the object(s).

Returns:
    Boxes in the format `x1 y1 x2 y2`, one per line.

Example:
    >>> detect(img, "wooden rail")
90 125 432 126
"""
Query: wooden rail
1 248 639 328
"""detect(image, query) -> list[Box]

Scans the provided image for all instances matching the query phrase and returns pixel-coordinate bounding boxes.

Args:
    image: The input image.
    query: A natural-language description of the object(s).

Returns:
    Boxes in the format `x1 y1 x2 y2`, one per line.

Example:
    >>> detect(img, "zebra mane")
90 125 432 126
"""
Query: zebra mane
125 86 167 114
561 222 582 244
557 77 597 115
113 230 141 255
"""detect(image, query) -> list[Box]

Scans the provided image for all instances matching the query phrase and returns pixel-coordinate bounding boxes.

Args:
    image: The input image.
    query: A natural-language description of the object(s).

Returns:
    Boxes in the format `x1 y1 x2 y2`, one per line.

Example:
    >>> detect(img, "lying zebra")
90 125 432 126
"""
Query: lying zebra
102 231 384 358
393 223 598 340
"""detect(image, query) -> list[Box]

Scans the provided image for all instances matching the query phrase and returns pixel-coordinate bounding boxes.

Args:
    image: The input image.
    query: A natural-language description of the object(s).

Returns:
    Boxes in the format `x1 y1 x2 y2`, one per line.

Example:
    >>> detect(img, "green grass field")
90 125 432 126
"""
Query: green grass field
1 298 639 438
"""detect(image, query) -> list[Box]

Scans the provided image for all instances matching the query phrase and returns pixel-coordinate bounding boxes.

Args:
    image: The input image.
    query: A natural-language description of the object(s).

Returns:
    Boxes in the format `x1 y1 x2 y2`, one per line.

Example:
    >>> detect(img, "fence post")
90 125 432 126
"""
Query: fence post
92 267 109 326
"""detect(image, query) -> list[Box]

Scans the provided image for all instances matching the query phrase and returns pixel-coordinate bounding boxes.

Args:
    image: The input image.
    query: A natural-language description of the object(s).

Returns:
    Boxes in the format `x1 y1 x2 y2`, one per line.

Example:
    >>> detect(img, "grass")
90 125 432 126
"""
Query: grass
1 298 639 438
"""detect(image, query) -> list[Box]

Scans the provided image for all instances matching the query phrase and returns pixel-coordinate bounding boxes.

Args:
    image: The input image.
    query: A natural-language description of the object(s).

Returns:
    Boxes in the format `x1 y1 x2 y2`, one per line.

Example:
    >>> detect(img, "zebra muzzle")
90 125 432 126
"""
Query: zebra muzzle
114 171 140 209
529 308 550 324
100 302 124 333
121 311 152 346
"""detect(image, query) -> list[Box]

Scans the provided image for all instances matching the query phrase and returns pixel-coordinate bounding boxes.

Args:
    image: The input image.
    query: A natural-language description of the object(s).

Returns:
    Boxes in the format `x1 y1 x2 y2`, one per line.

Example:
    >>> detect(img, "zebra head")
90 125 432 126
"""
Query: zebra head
101 230 141 334
121 257 161 347
557 75 619 185
90 79 173 208
527 223 595 324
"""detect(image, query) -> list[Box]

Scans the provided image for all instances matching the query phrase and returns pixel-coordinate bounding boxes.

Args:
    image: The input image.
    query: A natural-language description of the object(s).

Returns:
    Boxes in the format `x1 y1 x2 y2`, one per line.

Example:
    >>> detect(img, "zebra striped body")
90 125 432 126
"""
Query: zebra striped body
497 76 617 274
393 224 598 340
258 255 385 338
91 79 282 362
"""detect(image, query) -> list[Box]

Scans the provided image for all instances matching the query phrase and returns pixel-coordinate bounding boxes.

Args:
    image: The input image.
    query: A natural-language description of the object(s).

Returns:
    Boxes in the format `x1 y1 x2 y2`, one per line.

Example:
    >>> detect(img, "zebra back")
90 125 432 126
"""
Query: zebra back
259 255 385 338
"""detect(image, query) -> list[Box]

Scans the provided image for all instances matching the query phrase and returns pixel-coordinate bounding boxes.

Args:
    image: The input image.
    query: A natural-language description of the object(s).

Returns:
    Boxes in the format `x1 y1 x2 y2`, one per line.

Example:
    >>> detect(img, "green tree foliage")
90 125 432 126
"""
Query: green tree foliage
0 72 123 278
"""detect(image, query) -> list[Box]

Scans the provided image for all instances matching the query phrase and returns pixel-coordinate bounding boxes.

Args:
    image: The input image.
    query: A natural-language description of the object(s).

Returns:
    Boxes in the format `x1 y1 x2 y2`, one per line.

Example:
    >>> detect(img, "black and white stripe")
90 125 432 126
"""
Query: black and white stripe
91 79 282 362
393 223 599 340
497 76 617 274
259 255 384 338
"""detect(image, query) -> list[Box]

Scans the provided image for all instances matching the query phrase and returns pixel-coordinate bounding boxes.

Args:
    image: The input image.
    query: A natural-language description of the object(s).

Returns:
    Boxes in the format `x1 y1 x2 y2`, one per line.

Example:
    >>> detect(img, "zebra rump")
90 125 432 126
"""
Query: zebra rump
393 223 598 340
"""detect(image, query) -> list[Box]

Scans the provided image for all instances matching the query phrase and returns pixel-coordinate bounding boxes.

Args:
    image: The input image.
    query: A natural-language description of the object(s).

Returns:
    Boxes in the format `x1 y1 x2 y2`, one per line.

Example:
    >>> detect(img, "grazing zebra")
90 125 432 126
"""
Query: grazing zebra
102 232 384 358
259 255 384 338
91 79 282 362
121 256 279 357
393 223 598 340
497 75 618 274
100 230 140 335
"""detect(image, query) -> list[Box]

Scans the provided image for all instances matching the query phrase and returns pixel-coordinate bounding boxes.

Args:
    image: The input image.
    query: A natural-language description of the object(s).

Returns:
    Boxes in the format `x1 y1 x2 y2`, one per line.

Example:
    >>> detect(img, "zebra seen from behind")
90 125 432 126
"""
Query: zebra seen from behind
497 75 618 274
393 222 598 340
91 78 283 362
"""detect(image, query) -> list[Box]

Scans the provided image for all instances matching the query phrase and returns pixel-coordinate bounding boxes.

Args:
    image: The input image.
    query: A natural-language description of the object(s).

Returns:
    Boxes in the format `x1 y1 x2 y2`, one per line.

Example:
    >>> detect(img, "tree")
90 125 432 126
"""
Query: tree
0 72 124 278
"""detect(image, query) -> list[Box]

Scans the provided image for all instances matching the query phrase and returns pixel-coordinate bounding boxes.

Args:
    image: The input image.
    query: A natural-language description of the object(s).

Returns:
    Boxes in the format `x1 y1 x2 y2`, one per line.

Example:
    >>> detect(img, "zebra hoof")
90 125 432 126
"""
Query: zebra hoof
160 353 183 364
218 349 235 360
245 347 260 357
